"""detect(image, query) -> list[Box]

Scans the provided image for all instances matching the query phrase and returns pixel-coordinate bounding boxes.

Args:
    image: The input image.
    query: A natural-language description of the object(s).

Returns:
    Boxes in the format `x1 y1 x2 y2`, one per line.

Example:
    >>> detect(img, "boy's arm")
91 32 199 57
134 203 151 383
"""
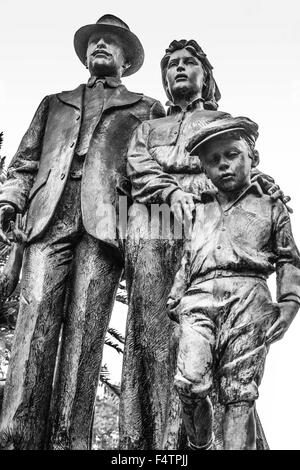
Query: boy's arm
266 201 300 344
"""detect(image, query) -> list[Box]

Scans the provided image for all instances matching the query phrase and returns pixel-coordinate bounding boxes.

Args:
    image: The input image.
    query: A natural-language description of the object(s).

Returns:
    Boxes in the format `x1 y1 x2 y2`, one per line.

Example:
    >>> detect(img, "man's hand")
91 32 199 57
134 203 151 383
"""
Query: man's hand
266 301 299 345
0 204 16 245
166 297 181 323
251 170 292 213
170 189 199 224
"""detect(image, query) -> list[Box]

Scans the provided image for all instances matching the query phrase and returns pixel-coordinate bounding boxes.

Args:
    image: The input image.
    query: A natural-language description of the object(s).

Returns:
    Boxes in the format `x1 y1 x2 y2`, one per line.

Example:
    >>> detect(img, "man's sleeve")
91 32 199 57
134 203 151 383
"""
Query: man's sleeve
127 121 181 204
273 200 300 304
0 96 49 213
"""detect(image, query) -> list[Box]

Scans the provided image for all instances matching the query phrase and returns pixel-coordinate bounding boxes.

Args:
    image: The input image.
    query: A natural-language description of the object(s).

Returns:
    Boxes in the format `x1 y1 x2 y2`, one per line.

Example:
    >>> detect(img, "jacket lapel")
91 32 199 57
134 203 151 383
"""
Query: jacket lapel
56 84 142 113
103 85 143 112
57 84 85 111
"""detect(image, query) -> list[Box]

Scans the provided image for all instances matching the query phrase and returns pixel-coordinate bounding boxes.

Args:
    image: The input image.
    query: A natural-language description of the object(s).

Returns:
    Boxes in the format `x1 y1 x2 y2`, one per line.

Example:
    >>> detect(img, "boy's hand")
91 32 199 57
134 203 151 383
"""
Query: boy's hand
166 298 180 323
266 301 299 345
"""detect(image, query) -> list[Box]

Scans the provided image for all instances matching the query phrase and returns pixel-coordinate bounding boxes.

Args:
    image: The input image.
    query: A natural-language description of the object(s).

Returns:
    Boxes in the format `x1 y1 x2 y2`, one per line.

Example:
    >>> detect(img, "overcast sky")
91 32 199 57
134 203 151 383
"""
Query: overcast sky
1 0 300 450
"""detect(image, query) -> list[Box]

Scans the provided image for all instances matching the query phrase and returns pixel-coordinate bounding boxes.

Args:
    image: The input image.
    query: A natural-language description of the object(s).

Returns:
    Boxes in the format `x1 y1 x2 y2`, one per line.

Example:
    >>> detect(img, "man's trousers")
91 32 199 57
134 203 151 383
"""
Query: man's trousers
0 177 123 449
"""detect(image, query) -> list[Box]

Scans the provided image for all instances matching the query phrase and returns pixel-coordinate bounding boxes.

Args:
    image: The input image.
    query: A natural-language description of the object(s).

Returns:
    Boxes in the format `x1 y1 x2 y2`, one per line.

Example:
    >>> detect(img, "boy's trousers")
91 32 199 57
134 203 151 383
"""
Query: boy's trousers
174 275 278 404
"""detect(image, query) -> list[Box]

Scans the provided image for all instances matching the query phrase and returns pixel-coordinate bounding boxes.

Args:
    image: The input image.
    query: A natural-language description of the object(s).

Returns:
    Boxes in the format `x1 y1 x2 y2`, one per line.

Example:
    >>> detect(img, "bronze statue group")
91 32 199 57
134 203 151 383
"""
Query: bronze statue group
0 14 299 450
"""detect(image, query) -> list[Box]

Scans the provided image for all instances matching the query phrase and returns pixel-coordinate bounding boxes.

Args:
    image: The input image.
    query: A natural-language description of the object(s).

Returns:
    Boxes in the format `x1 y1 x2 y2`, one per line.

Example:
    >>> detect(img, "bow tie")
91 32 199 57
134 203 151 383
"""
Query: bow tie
87 76 121 88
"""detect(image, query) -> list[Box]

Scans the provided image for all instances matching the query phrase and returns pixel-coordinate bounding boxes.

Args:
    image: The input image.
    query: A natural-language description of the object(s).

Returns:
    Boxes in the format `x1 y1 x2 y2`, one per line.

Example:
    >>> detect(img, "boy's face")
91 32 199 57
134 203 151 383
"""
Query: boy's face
200 135 254 193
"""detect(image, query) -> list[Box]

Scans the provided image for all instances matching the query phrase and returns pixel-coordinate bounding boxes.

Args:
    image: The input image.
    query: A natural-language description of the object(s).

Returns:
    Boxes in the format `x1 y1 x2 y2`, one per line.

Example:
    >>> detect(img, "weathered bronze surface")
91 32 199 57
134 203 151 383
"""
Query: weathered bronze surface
0 14 164 450
0 26 295 451
120 40 290 450
168 120 300 449
120 40 223 449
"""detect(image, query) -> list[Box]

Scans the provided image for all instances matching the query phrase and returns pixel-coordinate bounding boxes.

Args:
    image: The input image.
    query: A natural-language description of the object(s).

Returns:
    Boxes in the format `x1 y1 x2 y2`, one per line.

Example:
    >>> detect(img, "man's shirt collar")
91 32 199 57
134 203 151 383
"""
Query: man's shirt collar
166 97 205 115
87 76 122 88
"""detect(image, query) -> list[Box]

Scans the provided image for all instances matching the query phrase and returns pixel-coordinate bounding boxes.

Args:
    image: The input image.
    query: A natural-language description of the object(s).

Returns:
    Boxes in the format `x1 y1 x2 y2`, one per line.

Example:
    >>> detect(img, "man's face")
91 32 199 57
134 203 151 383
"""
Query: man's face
165 49 205 100
200 135 254 193
86 32 126 77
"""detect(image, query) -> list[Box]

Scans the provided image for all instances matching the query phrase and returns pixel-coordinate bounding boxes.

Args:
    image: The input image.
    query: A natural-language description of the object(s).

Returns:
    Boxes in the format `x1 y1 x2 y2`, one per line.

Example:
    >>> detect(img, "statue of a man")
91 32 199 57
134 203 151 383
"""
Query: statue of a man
0 14 164 450
120 39 288 450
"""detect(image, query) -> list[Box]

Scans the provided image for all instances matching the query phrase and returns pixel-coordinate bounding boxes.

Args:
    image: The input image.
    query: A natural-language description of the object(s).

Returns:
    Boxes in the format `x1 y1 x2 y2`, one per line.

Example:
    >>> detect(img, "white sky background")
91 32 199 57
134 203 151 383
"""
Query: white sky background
0 0 300 450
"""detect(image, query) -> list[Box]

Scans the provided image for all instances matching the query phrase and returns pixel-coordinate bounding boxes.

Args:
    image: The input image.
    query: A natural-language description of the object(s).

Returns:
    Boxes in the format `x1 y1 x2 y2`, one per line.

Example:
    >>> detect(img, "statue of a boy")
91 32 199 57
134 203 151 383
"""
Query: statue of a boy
167 114 300 450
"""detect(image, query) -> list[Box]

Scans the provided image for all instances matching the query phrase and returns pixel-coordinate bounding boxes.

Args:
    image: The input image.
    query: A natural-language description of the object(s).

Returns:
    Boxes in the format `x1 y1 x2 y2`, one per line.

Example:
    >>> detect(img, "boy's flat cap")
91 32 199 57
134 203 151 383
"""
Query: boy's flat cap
187 114 259 156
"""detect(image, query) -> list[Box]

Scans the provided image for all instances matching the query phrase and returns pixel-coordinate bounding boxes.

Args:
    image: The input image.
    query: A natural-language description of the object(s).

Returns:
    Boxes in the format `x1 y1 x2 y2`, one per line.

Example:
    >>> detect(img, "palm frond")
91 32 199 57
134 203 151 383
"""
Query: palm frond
107 327 125 344
99 364 120 398
116 290 128 305
115 280 128 304
99 375 120 397
104 337 123 354
118 282 126 291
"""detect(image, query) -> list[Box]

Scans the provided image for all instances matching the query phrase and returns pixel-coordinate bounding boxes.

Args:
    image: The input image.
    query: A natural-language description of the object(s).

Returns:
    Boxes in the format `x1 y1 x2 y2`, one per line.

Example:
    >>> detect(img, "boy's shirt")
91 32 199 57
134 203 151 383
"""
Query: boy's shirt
169 182 300 305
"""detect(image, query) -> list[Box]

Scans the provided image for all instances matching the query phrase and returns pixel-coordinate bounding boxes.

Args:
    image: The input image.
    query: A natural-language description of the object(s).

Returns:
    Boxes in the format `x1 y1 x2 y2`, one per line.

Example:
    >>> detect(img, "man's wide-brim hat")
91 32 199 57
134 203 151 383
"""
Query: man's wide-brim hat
186 114 259 156
74 14 144 77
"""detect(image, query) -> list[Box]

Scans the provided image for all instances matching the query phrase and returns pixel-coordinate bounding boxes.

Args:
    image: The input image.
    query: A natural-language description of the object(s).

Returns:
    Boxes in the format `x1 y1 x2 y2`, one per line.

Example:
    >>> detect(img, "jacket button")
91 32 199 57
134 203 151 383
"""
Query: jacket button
60 173 65 180
217 245 222 249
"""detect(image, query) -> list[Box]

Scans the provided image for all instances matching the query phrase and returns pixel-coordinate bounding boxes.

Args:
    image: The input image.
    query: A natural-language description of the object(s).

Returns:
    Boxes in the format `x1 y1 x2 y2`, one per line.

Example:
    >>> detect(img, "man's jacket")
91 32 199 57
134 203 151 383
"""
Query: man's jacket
0 84 165 246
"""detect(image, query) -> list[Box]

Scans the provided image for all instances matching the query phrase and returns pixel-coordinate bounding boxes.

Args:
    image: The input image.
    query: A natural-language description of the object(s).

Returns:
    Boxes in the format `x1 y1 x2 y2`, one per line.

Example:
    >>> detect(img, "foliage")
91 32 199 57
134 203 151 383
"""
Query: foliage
116 281 128 304
92 364 120 449
107 327 125 344
92 393 119 450
0 133 7 184
99 364 121 400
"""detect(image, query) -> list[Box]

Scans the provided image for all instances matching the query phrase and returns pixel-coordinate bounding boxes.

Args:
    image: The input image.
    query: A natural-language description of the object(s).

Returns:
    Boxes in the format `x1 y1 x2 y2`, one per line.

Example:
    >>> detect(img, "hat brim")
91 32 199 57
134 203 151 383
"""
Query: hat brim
74 24 144 76
189 123 259 156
